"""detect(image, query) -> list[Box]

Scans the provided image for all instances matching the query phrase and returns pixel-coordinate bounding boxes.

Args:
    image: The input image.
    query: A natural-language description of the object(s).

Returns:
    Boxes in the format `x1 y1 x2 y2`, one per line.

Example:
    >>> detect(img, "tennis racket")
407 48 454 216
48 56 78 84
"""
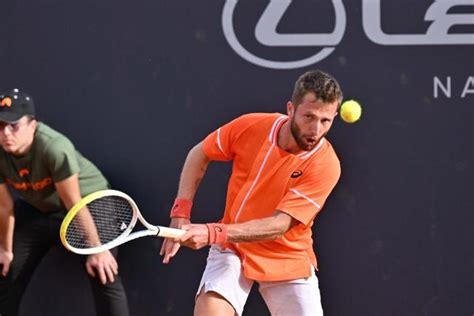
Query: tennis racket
60 189 185 255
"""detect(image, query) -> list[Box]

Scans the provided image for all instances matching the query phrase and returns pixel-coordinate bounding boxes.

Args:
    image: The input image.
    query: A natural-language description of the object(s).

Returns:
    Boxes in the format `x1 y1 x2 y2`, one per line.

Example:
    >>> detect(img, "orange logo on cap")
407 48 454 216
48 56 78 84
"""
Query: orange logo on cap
1 97 12 107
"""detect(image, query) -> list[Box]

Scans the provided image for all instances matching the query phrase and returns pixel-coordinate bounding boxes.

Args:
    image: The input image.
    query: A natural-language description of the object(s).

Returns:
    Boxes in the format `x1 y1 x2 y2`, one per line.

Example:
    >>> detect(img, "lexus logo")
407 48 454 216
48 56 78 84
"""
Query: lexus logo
222 0 346 70
222 0 474 69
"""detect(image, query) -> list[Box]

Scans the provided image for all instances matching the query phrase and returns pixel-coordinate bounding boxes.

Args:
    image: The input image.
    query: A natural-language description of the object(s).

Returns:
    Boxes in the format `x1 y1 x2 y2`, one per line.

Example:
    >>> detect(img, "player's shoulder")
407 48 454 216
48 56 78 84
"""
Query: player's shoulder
321 138 339 160
306 138 341 170
35 122 75 153
35 122 68 141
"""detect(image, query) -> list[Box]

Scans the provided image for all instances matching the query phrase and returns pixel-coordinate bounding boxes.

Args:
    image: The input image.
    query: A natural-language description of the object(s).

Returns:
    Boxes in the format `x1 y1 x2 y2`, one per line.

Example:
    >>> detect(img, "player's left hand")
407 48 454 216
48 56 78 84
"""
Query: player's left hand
175 224 209 250
160 217 190 264
85 250 118 284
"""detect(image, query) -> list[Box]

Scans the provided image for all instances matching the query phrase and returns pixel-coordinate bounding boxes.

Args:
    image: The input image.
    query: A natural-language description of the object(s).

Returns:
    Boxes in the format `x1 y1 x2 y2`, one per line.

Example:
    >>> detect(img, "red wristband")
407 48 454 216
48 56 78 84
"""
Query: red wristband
206 223 228 244
170 198 192 219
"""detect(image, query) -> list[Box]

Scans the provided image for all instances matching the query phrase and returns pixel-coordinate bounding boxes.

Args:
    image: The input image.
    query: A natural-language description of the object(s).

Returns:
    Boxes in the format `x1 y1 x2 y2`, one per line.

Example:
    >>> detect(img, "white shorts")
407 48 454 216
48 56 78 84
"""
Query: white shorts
196 246 324 316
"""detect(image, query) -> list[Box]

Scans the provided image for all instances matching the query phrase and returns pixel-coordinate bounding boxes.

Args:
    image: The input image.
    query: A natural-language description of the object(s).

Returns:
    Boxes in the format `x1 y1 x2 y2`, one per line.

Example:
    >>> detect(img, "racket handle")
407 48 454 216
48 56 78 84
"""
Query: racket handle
157 226 186 238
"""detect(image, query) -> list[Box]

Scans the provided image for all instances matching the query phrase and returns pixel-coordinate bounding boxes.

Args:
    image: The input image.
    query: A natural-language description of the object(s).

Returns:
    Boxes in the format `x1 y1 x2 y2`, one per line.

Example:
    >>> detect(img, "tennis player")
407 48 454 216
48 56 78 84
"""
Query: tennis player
161 70 343 315
0 89 129 316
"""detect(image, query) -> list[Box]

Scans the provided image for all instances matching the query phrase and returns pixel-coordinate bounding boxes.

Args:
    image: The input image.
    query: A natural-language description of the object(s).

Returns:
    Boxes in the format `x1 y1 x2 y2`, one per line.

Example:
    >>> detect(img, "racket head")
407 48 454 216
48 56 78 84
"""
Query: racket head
60 190 139 255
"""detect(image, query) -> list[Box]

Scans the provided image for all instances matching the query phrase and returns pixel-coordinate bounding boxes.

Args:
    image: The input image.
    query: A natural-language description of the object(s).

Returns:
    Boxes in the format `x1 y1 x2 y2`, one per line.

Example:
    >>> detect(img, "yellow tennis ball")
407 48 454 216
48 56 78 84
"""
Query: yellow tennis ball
340 100 362 123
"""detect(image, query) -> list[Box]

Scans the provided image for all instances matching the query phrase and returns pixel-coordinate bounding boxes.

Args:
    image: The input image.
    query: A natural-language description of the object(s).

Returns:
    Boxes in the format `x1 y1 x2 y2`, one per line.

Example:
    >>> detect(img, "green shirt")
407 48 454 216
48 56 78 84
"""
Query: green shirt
0 123 109 212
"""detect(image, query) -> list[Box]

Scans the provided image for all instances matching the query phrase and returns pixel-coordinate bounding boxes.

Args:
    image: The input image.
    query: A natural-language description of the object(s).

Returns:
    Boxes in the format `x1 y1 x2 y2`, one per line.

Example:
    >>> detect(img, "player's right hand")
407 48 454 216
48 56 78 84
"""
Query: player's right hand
0 248 14 277
160 217 190 264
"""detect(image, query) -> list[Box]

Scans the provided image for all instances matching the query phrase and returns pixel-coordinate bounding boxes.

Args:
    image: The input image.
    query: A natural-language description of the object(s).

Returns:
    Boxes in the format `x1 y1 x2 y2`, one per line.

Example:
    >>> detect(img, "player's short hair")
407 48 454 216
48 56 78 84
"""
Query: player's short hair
291 70 343 108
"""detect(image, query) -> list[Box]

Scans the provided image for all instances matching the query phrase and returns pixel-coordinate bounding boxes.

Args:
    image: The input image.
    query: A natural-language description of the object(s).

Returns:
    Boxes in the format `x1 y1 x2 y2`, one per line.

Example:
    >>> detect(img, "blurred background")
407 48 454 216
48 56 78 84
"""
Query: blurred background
0 0 472 315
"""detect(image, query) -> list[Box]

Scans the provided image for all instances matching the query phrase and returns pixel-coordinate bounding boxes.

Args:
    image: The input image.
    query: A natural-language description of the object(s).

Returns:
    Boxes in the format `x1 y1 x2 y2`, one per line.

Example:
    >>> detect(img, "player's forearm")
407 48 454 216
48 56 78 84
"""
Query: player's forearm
176 142 209 200
226 212 295 243
0 206 15 252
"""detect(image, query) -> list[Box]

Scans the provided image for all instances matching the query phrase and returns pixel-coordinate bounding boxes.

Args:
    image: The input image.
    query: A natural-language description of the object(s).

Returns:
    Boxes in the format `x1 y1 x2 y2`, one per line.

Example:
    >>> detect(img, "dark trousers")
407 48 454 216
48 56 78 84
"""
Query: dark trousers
0 201 129 316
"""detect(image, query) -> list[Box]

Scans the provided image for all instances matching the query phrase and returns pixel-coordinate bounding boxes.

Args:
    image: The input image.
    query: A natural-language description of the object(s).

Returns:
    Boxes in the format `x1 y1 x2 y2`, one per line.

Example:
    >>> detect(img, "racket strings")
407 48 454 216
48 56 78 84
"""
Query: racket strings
65 196 134 250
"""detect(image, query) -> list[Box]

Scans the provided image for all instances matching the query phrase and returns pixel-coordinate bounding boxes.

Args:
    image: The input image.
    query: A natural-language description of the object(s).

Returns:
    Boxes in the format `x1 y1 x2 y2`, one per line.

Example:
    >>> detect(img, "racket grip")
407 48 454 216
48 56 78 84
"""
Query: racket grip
157 226 186 238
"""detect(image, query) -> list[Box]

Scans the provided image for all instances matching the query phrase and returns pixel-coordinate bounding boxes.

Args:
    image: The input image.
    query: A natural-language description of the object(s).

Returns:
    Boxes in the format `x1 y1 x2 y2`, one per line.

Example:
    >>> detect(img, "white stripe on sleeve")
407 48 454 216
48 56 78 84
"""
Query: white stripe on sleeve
289 188 321 210
216 128 225 154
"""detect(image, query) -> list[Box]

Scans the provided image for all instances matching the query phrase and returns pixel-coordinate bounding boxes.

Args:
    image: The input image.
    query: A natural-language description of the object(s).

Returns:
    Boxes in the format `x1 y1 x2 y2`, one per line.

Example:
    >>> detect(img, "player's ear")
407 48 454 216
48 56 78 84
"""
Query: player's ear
30 118 37 129
287 102 294 116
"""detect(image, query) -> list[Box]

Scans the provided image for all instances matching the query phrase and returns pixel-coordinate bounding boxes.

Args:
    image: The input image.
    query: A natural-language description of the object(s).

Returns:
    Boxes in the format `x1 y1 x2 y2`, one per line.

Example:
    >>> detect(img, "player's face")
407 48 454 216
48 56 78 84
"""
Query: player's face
288 92 339 151
0 116 37 155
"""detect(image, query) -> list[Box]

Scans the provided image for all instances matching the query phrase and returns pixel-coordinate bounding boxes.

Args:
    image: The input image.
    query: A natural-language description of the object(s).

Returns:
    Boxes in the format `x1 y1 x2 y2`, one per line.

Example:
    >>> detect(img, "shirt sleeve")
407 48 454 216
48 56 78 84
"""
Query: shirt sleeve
43 137 81 182
202 114 255 161
277 156 341 226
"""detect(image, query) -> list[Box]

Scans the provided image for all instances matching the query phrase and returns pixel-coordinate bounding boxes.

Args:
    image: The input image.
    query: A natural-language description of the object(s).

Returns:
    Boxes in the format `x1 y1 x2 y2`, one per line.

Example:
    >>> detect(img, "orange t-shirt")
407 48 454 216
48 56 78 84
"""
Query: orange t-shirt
202 113 341 281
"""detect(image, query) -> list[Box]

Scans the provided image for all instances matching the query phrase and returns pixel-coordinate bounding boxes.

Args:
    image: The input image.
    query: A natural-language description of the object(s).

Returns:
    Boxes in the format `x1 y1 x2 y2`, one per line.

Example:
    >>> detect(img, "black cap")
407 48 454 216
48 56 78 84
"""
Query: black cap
0 89 35 123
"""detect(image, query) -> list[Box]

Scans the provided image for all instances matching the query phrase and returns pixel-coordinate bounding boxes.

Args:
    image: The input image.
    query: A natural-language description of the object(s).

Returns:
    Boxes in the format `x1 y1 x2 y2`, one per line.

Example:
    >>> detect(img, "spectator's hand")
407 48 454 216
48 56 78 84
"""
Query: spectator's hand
0 248 13 277
160 217 190 264
175 224 209 250
85 250 118 284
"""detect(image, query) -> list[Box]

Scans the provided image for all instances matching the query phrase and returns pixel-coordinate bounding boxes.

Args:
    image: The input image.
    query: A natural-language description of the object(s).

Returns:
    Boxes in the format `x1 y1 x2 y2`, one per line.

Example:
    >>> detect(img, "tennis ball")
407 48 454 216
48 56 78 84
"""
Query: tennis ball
340 100 362 123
